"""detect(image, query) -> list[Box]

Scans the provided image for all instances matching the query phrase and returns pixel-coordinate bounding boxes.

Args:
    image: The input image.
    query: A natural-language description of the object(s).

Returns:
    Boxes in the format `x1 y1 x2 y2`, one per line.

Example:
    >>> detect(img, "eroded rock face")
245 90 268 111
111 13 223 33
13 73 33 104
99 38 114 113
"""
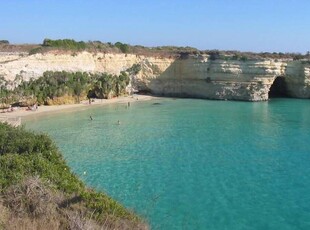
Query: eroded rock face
142 57 287 101
0 51 309 101
285 61 310 98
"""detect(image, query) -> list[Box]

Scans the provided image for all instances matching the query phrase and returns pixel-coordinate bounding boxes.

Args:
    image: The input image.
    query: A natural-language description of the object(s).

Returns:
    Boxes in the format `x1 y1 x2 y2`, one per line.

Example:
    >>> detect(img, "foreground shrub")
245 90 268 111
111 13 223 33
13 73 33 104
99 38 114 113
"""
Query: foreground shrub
0 123 146 229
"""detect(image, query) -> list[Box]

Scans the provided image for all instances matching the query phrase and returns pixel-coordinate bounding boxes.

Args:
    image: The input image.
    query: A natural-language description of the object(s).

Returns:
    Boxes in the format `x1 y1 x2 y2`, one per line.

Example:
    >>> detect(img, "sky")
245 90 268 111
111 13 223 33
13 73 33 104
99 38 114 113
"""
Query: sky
1 0 310 53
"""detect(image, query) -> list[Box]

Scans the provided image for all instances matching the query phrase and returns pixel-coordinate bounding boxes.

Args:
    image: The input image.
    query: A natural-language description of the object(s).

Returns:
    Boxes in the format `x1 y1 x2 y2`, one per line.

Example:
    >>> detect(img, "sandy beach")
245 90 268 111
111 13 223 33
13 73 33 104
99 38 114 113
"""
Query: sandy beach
1 95 156 120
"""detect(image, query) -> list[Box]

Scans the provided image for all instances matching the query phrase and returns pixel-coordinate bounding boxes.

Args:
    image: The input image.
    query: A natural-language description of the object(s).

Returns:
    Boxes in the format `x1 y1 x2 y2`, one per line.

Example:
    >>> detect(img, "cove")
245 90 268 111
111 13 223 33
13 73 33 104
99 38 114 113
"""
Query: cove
25 98 310 230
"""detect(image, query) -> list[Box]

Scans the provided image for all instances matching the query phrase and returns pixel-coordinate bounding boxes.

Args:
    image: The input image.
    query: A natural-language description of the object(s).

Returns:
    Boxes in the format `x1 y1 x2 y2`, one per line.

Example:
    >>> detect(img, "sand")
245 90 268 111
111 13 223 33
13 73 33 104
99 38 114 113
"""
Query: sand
1 95 156 120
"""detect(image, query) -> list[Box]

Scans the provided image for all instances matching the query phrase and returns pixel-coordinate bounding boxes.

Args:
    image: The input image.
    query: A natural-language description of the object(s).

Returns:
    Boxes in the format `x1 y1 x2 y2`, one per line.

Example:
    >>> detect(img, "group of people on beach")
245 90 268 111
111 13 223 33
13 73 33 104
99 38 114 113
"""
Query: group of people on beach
1 103 38 113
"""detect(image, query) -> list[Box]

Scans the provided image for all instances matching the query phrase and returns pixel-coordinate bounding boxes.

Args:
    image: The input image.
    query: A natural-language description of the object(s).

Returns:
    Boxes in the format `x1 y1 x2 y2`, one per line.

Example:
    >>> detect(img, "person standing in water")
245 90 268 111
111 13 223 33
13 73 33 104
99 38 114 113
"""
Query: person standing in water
90 115 93 120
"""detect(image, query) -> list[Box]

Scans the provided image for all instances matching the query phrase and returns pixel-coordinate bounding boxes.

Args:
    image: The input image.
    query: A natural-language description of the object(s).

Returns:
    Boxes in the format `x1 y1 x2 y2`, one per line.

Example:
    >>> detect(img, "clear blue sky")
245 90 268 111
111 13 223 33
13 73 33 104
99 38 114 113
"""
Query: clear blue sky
1 0 309 53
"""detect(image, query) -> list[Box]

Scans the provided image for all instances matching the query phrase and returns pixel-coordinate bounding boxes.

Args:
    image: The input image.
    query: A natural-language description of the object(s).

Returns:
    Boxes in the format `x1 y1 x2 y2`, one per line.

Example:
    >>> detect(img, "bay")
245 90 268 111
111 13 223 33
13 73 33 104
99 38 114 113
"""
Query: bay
25 98 310 230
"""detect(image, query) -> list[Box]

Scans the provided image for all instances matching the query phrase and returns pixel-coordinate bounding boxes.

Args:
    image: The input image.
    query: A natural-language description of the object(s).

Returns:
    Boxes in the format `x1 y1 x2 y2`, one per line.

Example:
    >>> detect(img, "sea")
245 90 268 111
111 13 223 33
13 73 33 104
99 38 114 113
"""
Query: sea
25 98 310 230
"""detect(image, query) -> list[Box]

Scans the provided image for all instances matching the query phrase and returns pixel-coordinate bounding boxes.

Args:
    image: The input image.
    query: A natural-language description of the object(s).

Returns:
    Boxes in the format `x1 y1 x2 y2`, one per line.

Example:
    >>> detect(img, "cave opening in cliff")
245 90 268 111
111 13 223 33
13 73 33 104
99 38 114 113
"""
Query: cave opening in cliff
268 76 289 98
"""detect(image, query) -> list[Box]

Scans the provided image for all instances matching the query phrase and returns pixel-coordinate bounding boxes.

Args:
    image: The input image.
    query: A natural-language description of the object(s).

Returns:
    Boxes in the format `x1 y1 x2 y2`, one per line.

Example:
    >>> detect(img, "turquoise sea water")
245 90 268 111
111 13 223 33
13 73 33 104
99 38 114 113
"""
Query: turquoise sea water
25 98 310 230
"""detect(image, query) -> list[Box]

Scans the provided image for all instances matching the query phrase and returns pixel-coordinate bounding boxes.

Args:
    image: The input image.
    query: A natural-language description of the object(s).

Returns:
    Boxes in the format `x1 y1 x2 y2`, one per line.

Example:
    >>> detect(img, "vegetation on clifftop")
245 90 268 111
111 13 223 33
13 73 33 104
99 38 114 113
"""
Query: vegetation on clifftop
25 38 201 57
28 39 134 55
0 68 136 107
0 38 305 60
43 39 87 50
0 40 9 44
0 122 147 229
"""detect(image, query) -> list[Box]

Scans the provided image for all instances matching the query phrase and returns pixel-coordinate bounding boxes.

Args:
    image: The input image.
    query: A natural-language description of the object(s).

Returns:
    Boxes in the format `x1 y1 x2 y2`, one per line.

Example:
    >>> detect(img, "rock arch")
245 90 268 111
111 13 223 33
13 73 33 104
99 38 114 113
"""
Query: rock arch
268 76 288 98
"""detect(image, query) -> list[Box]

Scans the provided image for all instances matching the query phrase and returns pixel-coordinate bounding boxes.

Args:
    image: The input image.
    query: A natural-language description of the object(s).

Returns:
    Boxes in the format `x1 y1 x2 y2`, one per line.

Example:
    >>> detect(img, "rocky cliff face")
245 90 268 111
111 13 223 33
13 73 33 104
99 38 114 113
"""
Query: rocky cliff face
140 56 310 101
0 51 309 101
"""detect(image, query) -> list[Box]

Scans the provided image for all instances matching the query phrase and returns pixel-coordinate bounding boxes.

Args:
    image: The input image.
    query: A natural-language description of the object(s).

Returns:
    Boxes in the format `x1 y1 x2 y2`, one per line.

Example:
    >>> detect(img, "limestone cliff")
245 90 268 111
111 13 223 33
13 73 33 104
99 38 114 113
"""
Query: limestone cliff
0 51 309 101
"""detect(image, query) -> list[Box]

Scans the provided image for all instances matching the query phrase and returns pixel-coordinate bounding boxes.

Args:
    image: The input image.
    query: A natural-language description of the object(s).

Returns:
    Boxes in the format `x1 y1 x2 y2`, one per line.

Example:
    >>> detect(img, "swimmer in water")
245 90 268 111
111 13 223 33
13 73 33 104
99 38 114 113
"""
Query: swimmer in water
117 120 121 125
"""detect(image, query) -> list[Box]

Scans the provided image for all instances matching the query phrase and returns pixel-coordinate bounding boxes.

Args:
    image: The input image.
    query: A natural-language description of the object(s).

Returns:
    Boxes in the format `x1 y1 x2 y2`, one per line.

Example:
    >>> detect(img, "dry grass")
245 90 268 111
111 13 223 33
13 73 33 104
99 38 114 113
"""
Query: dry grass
0 176 148 230
0 201 9 229
1 176 64 229
3 176 60 218
3 216 61 230
0 44 39 53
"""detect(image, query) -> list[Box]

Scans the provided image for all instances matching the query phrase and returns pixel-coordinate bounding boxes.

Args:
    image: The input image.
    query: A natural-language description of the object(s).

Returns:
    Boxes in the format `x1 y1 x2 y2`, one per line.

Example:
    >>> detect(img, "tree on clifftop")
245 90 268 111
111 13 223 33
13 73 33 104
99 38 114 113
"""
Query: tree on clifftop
115 42 130 53
0 40 9 44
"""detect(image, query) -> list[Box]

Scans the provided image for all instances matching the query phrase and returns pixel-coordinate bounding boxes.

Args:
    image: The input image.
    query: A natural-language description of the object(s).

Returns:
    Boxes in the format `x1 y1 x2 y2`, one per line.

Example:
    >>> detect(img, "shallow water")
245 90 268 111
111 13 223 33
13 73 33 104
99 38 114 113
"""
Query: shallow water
25 98 310 229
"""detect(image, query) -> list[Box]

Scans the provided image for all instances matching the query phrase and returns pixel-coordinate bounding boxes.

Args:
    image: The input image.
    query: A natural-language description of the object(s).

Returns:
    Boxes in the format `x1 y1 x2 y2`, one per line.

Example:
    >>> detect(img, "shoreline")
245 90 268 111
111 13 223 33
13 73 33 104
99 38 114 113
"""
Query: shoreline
1 95 157 121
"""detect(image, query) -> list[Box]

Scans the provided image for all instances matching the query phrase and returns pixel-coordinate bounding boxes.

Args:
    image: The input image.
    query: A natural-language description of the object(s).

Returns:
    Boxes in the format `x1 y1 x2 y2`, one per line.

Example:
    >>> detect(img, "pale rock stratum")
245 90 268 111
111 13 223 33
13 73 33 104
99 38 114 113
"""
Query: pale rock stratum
0 51 309 101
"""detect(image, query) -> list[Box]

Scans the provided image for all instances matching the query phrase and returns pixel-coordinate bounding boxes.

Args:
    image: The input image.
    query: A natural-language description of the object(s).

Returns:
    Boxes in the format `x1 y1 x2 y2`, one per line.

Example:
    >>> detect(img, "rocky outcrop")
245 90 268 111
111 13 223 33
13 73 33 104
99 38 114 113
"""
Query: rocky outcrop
0 51 309 101
285 61 310 98
139 56 310 101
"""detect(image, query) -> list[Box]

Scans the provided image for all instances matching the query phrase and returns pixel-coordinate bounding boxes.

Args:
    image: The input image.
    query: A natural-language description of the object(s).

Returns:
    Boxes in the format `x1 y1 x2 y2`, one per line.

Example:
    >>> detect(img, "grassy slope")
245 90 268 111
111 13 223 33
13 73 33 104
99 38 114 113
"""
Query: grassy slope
0 122 147 230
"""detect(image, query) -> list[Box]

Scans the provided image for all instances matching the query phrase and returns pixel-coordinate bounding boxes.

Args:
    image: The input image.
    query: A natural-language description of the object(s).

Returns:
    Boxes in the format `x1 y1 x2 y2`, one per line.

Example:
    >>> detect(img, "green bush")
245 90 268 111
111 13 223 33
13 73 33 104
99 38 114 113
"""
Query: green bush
0 40 9 44
127 64 141 75
42 38 87 50
0 124 83 193
28 47 43 55
115 42 130 53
